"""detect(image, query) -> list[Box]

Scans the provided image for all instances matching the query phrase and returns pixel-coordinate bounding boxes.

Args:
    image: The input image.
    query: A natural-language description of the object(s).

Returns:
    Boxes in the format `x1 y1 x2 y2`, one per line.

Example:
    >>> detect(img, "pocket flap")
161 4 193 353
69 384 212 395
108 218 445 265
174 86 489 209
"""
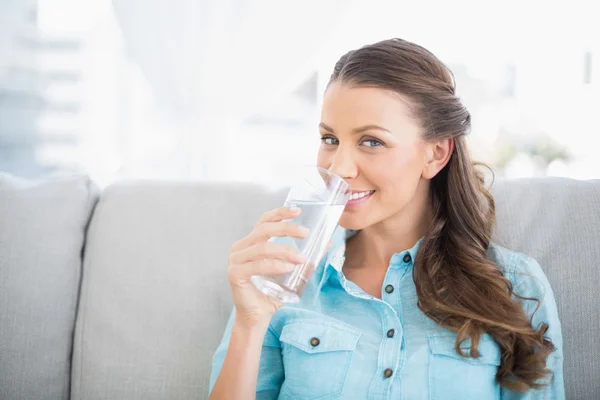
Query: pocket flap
428 333 501 366
280 321 360 354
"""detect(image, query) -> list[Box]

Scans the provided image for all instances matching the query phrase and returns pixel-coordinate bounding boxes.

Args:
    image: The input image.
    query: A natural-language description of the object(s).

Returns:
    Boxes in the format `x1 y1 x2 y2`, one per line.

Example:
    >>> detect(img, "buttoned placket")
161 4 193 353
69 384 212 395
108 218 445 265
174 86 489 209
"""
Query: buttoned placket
315 233 420 399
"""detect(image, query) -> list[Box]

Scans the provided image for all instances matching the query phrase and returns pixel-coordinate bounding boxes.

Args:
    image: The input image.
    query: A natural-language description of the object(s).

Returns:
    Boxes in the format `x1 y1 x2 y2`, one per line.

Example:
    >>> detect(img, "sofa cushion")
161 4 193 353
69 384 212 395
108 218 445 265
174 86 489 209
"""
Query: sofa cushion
0 173 99 400
71 181 286 400
491 177 600 400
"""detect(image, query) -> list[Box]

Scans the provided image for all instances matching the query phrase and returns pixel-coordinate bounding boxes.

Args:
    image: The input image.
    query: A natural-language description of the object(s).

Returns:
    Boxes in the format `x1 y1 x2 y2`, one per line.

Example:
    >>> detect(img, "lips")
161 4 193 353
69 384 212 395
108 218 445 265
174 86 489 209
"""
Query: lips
349 190 375 200
346 190 375 208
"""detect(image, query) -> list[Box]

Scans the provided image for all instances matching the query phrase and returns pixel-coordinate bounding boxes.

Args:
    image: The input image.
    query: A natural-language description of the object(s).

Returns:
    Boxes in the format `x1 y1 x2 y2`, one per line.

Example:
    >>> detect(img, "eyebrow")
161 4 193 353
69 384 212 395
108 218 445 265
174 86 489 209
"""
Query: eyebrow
319 122 391 135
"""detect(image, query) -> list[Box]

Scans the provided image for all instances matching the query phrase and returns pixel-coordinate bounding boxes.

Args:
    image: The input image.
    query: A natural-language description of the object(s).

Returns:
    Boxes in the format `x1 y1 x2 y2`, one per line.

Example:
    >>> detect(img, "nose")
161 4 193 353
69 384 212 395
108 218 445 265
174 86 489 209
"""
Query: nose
327 147 358 181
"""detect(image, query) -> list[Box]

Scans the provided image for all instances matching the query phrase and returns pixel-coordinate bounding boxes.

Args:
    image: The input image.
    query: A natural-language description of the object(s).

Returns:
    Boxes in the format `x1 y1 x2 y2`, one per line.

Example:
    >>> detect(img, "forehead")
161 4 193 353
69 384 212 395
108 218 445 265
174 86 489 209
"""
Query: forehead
321 82 420 131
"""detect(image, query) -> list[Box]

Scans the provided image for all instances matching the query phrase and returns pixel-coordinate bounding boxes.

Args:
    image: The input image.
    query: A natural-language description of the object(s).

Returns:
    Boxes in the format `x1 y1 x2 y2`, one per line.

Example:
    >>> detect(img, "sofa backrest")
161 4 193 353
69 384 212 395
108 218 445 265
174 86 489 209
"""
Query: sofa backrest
491 178 600 399
70 178 600 400
0 174 99 400
70 181 287 399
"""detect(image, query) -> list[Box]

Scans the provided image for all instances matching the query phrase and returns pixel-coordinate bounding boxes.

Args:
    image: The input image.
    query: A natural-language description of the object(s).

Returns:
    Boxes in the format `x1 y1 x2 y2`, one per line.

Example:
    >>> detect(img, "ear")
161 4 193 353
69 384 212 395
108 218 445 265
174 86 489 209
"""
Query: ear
422 138 454 179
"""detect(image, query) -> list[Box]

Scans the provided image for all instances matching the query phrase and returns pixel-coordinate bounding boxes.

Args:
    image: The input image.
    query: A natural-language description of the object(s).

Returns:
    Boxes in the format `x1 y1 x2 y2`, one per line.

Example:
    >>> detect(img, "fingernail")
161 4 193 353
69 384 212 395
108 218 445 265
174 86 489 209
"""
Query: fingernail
299 226 310 236
289 207 301 214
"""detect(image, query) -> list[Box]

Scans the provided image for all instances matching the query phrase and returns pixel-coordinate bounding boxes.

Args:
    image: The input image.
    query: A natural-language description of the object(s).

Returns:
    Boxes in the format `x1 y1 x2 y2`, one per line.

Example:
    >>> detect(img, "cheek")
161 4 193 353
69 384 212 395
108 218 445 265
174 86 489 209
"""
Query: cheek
316 148 330 169
374 150 424 192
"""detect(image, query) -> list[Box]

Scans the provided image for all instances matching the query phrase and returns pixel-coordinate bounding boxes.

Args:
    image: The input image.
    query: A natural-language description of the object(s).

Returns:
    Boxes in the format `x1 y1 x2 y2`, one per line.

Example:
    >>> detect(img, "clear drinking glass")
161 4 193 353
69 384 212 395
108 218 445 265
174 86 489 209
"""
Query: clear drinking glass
251 166 351 303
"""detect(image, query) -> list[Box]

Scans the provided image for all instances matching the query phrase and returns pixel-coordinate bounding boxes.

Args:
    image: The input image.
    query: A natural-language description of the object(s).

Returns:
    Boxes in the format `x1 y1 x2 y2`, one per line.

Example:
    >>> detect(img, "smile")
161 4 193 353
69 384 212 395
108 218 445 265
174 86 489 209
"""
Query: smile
346 190 375 208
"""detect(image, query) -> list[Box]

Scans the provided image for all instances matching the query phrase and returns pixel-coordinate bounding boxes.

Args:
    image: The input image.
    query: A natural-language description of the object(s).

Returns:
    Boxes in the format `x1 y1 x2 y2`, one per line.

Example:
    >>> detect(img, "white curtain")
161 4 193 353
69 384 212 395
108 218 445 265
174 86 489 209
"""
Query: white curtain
111 0 362 179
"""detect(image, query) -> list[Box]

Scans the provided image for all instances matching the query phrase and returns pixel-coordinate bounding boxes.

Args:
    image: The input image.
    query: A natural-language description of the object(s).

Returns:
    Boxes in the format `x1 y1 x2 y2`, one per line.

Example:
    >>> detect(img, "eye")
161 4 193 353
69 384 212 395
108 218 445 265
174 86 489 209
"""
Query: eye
362 138 384 148
320 135 339 145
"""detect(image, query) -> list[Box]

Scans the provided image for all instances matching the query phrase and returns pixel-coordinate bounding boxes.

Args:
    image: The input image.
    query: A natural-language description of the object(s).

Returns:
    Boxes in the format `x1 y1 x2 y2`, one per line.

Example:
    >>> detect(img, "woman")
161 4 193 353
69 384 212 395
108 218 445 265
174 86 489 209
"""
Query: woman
208 38 564 399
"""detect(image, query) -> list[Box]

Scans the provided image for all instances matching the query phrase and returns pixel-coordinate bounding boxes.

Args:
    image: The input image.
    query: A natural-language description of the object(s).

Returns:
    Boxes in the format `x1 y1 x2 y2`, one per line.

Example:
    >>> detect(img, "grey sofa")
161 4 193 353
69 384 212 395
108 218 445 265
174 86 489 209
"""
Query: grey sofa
1 173 599 400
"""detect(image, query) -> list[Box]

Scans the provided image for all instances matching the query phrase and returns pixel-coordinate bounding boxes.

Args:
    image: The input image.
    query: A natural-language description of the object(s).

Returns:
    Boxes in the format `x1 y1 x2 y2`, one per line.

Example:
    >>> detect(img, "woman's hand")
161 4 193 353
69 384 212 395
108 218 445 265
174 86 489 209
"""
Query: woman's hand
227 206 309 329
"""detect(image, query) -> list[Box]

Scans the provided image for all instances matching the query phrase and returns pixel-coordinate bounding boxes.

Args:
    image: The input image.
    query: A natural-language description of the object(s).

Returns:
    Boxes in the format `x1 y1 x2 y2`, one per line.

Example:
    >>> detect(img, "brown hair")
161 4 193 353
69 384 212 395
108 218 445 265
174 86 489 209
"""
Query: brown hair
329 38 555 391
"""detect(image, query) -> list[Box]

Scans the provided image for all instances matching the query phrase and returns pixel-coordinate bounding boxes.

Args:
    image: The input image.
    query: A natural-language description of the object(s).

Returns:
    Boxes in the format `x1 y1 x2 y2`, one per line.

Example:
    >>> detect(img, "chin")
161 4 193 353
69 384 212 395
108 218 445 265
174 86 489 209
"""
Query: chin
338 214 372 231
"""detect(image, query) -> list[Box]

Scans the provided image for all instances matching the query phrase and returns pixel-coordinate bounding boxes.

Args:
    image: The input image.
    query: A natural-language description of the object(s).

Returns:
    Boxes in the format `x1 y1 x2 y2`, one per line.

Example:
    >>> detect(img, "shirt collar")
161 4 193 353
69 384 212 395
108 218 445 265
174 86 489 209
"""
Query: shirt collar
313 228 423 304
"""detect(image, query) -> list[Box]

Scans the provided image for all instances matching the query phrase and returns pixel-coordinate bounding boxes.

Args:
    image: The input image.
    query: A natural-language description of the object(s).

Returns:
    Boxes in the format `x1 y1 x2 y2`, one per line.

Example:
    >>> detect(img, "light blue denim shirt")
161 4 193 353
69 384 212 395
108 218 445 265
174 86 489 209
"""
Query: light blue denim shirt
209 227 564 399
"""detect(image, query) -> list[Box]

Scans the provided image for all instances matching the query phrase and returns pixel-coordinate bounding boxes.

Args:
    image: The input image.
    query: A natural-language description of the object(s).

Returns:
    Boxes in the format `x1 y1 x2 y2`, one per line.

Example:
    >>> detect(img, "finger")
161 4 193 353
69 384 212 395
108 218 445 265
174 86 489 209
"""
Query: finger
231 258 297 281
244 221 309 247
231 241 307 265
232 207 301 252
256 206 301 226
233 221 309 251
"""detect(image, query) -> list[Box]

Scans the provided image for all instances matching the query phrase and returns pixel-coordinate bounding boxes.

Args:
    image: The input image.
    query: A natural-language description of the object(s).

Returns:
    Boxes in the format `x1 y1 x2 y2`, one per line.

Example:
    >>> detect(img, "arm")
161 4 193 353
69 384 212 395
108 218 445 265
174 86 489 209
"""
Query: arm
209 206 306 399
209 308 284 400
501 254 565 400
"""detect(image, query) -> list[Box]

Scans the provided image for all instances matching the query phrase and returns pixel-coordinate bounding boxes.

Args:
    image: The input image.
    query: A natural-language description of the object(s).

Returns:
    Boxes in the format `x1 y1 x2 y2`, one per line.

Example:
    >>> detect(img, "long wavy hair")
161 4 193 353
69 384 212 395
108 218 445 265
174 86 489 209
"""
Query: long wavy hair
329 38 555 391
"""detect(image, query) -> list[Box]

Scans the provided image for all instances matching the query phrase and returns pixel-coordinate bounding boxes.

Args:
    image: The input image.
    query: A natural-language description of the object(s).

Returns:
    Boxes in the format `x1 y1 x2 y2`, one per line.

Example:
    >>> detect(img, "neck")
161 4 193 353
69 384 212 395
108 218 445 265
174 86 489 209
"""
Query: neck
348 180 433 268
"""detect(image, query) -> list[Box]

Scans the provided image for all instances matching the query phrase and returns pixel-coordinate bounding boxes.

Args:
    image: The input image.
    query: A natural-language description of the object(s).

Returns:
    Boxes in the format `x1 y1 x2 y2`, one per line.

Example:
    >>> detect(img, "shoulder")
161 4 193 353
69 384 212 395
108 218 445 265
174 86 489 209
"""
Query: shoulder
487 242 551 302
488 242 564 356
488 242 545 278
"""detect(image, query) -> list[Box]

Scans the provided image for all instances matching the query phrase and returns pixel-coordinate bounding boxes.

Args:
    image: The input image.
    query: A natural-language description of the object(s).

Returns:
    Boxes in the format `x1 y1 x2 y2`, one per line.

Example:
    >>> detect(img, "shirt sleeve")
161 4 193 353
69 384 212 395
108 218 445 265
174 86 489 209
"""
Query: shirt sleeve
208 307 284 400
500 254 565 400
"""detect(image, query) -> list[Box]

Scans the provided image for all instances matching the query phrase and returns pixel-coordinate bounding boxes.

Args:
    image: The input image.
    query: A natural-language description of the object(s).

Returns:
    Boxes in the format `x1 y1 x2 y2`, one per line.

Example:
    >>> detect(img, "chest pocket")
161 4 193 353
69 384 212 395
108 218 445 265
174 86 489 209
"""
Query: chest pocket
279 320 361 400
428 333 502 400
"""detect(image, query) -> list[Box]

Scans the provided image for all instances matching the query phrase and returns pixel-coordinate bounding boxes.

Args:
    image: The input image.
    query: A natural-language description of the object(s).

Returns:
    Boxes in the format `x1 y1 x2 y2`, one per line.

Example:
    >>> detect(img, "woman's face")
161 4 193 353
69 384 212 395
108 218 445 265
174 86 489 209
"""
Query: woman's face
317 82 430 231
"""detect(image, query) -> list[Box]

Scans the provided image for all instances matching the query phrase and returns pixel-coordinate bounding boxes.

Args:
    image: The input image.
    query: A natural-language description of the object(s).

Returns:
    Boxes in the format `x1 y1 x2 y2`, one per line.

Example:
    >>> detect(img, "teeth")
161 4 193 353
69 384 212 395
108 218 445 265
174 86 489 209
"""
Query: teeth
349 190 374 200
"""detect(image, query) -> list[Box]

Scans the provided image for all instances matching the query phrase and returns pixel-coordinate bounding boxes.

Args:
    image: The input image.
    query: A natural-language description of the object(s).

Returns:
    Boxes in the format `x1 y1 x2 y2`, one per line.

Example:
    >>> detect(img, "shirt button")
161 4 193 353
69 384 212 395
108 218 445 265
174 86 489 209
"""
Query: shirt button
387 329 395 338
403 253 412 263
383 368 393 378
310 337 320 347
385 284 394 294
